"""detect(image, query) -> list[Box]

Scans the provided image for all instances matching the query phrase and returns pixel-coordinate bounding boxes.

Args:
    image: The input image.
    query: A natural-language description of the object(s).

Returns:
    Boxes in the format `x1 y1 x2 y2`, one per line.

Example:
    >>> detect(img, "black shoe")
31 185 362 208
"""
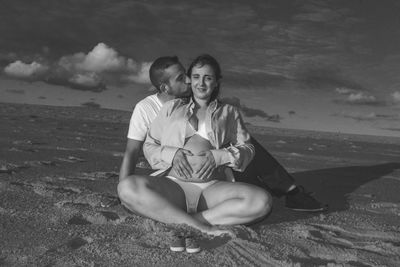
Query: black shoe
285 186 328 212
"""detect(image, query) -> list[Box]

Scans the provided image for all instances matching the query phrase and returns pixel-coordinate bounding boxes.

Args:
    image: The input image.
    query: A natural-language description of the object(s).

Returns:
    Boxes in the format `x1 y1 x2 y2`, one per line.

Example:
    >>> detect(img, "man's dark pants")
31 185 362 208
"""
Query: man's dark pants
233 137 295 197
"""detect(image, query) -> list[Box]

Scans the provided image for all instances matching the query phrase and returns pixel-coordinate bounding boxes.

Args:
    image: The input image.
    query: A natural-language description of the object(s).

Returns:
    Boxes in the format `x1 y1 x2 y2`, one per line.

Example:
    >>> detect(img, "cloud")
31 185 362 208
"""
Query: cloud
335 87 358 95
332 111 399 121
58 43 151 86
126 61 152 84
3 43 151 91
392 91 400 103
4 60 48 79
221 96 281 122
59 43 127 73
68 73 103 88
334 87 384 105
346 92 378 104
45 67 106 92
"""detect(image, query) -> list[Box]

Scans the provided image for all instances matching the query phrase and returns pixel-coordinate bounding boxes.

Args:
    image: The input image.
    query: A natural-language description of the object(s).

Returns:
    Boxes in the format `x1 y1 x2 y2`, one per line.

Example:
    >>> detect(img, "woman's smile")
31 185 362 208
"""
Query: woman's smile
190 64 218 101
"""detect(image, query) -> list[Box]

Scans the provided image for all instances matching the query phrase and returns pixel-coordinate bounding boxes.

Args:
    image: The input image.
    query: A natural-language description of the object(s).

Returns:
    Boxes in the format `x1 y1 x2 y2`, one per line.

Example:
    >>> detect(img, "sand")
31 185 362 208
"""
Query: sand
1 102 400 266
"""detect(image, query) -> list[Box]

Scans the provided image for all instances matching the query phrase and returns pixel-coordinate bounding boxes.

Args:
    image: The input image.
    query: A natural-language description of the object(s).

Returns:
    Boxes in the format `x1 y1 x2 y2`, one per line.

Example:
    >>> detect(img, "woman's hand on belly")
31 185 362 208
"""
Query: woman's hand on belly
171 148 194 179
191 151 217 181
169 151 217 182
169 135 217 181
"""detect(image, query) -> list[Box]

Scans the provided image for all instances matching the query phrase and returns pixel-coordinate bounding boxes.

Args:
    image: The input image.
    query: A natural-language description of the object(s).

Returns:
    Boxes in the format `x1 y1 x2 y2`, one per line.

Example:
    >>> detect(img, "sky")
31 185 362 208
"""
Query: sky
1 0 400 137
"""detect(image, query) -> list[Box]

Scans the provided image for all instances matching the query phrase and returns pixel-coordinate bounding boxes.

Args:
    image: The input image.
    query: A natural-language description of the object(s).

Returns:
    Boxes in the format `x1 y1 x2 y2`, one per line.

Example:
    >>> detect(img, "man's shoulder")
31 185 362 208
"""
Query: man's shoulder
136 93 159 107
133 94 162 114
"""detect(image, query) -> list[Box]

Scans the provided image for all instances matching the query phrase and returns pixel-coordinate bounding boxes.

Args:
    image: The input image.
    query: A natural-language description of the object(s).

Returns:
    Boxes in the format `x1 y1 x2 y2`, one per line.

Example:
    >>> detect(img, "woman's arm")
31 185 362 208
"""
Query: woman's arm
210 105 255 172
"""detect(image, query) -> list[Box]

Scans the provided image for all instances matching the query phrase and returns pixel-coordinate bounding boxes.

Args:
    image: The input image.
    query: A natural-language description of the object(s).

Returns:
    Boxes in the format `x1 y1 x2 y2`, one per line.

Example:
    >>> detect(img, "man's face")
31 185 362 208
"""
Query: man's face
164 63 191 98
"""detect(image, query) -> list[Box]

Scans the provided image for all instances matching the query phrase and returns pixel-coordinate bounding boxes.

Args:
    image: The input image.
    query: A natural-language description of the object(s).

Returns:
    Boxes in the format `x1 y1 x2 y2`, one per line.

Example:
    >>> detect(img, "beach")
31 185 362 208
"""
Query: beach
1 102 400 266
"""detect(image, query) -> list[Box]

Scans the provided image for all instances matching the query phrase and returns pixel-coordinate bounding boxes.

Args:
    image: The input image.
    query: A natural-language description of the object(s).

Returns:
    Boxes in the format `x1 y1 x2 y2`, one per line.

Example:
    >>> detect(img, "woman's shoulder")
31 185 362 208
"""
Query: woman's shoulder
217 100 240 112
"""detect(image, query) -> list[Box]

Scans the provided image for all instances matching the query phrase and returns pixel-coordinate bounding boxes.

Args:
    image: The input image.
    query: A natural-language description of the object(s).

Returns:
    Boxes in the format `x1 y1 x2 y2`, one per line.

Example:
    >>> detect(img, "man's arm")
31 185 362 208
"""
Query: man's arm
119 138 144 181
143 100 193 177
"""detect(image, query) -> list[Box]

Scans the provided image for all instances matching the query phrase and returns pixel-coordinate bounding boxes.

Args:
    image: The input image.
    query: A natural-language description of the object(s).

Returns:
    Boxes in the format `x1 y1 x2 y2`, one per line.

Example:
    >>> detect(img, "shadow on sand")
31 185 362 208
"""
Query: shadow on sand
257 162 400 225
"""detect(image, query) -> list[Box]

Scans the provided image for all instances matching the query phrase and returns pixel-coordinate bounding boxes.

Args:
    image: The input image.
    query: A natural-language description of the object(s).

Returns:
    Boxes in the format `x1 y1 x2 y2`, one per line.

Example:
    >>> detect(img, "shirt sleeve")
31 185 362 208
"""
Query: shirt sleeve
127 104 149 141
143 100 180 169
210 105 254 172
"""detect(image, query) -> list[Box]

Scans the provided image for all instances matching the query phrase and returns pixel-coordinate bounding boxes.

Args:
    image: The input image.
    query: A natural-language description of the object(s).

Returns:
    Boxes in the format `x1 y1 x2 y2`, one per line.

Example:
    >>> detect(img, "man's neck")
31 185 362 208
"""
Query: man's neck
157 92 176 105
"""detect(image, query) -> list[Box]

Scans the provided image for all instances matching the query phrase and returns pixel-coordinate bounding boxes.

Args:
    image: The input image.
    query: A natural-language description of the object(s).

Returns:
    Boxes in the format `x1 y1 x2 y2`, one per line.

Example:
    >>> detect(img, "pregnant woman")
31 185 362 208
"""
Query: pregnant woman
120 55 272 236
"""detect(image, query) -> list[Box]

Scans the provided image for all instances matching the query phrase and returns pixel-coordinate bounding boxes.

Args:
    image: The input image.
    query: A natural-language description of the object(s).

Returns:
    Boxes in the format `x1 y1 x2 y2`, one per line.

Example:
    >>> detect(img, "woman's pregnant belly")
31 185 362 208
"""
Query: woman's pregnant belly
168 134 219 182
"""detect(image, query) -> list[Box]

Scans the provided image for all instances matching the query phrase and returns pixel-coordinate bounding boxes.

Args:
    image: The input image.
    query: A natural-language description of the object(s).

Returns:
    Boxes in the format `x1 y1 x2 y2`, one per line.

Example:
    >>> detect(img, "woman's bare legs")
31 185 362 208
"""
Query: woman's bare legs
195 181 272 225
118 175 232 236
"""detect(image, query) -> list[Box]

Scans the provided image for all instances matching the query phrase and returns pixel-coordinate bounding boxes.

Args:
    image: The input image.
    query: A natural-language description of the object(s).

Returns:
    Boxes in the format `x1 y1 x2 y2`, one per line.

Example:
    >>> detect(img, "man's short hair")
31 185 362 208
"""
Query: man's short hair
149 56 180 91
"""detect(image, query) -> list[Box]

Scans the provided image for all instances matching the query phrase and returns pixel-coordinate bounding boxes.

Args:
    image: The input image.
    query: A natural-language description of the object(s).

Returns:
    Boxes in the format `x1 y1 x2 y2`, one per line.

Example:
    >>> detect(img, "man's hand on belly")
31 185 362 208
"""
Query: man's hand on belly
171 149 194 179
194 151 217 181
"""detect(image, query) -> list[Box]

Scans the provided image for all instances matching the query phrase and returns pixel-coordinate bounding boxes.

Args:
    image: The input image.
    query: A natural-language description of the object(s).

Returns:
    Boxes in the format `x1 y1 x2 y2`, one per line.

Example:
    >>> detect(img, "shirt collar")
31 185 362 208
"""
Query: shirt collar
188 97 220 112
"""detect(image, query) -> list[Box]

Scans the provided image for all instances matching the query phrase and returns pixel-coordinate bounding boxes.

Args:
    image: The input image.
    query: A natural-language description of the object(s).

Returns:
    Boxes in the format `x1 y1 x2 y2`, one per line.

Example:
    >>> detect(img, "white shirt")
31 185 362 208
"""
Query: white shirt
127 93 162 141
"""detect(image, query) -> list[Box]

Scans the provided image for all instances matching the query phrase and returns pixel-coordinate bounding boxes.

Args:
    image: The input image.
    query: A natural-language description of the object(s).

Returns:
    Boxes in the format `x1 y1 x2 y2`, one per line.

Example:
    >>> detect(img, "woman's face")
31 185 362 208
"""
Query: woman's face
190 64 218 101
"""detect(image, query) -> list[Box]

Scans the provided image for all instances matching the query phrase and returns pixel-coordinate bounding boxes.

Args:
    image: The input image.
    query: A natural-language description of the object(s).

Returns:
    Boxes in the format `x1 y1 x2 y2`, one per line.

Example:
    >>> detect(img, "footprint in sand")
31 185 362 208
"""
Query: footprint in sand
0 180 8 192
29 181 82 198
55 192 116 208
45 236 92 255
9 147 39 153
0 255 6 265
65 237 89 250
12 140 33 145
214 239 286 267
0 162 30 174
68 214 92 225
381 169 400 181
73 171 118 181
24 160 58 167
1 160 58 174
291 223 400 266
367 202 400 216
67 211 121 225
37 236 93 266
55 156 86 163
354 200 400 216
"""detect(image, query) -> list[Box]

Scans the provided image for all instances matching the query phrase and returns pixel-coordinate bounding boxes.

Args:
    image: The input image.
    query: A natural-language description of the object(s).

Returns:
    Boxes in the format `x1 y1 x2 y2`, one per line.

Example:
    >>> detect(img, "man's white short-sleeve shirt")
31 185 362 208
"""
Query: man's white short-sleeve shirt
127 94 162 141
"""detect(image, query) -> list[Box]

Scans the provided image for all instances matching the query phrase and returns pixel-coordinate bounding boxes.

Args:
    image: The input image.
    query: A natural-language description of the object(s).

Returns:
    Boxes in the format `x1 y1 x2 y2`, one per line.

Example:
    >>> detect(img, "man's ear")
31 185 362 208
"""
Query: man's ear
160 83 169 93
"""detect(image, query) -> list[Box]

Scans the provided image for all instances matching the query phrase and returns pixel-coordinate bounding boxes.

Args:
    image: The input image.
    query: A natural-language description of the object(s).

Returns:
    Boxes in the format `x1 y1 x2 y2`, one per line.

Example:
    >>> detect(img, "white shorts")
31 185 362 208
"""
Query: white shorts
166 176 218 214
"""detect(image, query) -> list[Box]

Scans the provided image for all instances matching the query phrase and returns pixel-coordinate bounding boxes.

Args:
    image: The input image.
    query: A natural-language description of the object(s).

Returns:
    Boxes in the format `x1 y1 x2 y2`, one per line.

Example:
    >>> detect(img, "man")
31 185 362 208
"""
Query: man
118 56 326 224
118 57 191 180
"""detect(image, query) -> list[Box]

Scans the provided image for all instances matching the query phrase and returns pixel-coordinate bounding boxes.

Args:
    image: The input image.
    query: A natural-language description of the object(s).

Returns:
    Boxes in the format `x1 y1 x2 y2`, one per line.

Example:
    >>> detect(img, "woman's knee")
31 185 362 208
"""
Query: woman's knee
246 189 272 218
117 175 146 204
